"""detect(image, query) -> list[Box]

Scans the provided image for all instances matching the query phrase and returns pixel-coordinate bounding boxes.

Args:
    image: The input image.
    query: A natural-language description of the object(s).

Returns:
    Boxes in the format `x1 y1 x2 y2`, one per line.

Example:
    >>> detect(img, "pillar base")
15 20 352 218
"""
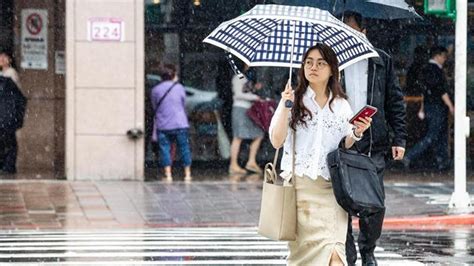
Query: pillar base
447 192 473 214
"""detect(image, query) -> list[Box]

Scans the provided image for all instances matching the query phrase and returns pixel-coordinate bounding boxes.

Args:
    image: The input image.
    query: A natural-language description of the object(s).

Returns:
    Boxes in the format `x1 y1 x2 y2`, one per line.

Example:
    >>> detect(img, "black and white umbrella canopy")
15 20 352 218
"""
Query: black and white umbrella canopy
203 4 379 71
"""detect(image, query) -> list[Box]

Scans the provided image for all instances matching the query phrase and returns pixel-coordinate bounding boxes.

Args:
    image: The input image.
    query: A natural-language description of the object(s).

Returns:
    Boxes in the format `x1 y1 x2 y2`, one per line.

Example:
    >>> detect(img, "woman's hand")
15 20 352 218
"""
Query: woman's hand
280 82 294 106
345 116 372 149
353 117 372 137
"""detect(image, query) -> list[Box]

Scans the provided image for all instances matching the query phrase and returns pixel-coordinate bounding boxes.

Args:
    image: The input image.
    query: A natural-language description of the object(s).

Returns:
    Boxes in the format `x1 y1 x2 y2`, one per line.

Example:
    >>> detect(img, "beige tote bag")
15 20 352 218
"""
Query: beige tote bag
258 132 296 241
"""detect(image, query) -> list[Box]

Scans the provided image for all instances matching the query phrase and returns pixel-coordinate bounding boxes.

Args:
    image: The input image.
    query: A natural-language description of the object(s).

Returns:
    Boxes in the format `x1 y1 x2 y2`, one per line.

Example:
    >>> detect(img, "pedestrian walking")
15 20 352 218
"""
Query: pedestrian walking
151 63 192 182
406 46 429 96
404 46 454 171
342 12 407 266
0 49 21 89
229 64 264 175
269 43 372 266
0 76 27 175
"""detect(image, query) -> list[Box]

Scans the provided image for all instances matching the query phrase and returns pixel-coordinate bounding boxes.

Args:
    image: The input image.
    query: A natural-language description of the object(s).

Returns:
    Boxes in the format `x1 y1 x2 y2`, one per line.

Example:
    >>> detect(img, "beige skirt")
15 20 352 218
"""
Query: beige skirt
287 175 348 266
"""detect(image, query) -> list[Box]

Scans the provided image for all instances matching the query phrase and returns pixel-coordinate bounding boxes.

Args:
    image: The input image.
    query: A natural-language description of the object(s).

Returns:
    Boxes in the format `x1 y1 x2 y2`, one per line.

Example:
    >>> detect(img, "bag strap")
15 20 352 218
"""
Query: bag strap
270 130 296 184
154 81 178 112
291 130 295 182
341 137 363 154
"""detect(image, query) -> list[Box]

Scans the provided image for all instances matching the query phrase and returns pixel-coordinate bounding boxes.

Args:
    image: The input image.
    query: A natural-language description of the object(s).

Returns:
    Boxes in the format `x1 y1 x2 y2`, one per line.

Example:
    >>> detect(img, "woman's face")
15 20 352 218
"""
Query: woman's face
0 54 10 68
303 49 332 85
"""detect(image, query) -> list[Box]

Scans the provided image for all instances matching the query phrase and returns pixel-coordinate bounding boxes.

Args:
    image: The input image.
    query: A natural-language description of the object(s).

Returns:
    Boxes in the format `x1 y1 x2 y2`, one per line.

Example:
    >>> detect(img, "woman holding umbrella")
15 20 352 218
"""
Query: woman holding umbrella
269 43 372 265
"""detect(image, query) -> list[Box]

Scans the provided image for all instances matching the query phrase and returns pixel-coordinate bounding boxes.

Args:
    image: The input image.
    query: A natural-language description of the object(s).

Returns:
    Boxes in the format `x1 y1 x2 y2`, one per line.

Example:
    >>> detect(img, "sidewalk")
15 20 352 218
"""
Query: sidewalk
0 171 473 231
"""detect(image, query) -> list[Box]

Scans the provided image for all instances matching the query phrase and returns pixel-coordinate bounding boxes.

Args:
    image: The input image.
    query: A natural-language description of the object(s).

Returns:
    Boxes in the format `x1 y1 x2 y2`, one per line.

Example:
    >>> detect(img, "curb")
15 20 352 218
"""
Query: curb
352 214 474 230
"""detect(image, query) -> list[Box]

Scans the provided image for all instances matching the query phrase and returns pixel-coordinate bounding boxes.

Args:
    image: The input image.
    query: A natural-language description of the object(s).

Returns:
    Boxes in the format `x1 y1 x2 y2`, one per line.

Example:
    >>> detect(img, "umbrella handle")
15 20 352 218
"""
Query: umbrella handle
284 78 293 108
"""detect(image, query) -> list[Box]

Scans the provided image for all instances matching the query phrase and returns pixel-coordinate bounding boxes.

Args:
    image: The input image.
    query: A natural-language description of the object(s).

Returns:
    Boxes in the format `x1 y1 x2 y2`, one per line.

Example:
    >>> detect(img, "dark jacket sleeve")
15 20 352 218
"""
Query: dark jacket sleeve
10 79 27 129
384 53 407 148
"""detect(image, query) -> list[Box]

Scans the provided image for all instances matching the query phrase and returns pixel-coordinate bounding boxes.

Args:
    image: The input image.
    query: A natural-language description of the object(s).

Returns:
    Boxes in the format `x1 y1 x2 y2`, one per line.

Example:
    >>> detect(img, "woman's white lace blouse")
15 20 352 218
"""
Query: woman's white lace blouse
269 87 354 181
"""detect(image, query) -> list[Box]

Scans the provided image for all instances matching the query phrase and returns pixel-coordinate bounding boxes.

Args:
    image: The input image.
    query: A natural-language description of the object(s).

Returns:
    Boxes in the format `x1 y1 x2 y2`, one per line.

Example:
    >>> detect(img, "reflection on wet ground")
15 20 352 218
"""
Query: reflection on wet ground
6 228 471 265
0 177 472 230
380 229 474 264
0 170 473 264
2 165 473 183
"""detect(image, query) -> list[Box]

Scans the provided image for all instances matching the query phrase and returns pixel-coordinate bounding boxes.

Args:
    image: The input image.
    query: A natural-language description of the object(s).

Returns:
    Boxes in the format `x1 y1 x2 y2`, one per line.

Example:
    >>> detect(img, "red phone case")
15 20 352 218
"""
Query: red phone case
349 105 378 124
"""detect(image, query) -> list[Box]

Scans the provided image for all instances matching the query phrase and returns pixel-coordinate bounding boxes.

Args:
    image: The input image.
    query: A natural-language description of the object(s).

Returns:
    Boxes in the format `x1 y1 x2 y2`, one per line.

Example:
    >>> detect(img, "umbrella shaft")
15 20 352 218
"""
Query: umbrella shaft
288 20 296 85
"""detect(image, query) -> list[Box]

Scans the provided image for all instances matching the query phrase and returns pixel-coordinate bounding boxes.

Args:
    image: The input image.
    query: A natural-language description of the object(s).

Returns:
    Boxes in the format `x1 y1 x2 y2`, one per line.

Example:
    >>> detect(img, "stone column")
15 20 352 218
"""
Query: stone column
66 0 145 180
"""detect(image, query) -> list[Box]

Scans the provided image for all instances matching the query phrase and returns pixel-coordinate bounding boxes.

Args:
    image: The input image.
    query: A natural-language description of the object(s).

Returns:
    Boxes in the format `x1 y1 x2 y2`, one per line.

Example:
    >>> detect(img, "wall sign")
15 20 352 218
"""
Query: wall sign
55 51 65 75
21 9 48 70
87 18 124 42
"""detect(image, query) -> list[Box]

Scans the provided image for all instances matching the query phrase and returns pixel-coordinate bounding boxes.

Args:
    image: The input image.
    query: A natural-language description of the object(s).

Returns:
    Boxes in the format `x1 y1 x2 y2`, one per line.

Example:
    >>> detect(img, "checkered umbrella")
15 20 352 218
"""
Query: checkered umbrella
203 4 379 73
283 0 422 20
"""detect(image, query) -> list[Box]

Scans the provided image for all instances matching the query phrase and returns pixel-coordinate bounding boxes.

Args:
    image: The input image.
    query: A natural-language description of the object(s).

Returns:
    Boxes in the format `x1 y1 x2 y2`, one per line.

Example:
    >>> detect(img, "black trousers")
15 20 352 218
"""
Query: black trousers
346 151 386 265
0 130 18 173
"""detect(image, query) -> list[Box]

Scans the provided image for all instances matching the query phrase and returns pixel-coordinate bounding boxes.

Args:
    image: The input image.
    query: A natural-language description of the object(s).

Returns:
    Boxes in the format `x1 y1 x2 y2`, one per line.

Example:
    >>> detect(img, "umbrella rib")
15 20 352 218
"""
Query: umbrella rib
208 33 255 54
250 19 287 63
238 19 276 37
222 19 281 62
226 23 264 44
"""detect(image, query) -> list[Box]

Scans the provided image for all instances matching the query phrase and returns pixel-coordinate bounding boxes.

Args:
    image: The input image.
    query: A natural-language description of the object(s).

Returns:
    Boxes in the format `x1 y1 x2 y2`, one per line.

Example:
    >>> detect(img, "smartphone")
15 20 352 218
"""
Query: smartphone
349 105 378 124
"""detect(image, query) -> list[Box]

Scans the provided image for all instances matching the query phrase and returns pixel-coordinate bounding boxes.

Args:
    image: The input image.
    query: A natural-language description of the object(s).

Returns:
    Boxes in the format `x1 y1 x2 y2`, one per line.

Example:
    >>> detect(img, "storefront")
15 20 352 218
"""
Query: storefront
2 0 474 180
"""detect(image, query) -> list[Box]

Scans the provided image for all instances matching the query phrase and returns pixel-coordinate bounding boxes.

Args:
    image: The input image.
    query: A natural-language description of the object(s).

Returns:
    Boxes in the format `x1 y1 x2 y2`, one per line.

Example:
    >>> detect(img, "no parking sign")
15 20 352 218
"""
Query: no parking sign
21 9 48 70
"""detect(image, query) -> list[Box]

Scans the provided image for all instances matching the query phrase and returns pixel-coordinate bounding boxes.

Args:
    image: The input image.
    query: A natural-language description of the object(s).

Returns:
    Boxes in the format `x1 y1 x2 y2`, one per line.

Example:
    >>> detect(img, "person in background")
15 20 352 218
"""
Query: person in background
404 46 454 171
0 49 21 88
0 76 26 175
343 12 407 266
406 45 429 96
151 63 192 182
229 64 264 175
269 43 372 265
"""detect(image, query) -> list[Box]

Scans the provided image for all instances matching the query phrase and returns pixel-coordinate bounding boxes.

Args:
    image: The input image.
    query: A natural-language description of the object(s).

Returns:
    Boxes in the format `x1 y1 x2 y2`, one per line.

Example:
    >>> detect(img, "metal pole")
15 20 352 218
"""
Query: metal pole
285 20 297 108
448 0 472 213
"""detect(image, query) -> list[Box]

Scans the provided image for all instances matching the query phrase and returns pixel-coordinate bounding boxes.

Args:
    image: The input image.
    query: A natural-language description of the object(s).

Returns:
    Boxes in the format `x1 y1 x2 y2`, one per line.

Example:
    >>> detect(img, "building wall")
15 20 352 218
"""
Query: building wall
13 0 65 177
66 0 144 180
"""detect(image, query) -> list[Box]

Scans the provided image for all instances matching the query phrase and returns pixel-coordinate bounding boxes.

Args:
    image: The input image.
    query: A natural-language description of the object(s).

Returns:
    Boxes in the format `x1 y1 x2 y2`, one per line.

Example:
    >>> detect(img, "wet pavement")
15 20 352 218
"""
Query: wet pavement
0 171 473 229
0 171 473 264
379 229 474 265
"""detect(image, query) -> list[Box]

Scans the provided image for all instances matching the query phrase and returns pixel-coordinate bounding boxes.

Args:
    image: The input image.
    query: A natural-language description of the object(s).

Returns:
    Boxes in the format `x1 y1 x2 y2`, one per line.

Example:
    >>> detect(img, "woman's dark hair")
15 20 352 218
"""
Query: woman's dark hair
159 63 177 81
342 11 366 31
290 43 347 131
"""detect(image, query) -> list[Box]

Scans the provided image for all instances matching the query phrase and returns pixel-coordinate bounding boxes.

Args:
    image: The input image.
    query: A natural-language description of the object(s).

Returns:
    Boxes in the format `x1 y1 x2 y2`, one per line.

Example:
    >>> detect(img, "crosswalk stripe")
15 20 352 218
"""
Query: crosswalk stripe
0 241 286 247
0 260 288 265
0 236 268 241
0 227 423 265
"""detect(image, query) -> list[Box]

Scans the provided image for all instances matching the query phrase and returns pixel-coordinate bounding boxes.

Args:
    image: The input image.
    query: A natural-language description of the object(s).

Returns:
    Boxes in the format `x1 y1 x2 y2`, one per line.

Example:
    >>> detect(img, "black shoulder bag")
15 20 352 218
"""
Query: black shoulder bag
327 139 385 217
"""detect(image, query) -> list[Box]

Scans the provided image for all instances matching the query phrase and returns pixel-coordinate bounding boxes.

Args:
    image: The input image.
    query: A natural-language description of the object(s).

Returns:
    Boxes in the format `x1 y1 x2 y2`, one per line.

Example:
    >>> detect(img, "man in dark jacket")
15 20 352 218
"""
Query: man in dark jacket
342 12 407 266
0 76 26 174
404 46 454 170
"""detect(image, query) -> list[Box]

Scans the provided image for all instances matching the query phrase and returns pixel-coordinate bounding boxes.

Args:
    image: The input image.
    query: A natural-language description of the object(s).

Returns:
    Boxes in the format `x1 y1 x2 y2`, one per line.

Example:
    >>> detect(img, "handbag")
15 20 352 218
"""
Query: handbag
258 132 296 241
246 100 277 132
327 139 385 217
